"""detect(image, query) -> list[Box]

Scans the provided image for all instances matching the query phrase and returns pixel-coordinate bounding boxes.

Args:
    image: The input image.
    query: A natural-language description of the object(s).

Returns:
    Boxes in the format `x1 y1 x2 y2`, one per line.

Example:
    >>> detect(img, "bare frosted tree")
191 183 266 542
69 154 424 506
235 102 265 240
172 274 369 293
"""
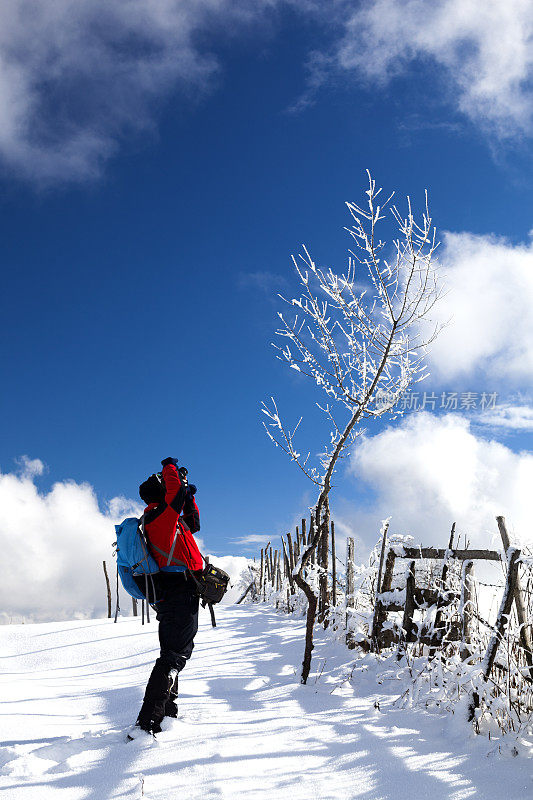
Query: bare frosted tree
262 172 444 683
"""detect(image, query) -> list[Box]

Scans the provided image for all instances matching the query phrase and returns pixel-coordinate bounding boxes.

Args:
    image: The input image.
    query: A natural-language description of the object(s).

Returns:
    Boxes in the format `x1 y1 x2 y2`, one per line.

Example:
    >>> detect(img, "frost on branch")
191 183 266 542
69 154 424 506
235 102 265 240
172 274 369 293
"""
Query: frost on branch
263 171 443 489
261 397 320 484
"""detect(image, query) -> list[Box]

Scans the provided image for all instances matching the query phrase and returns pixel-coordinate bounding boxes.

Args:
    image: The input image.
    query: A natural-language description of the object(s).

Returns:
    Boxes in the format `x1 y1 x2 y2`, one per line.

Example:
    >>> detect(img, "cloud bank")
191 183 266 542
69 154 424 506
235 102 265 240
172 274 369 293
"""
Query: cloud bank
0 460 143 623
426 231 533 384
344 412 532 557
333 0 533 138
0 459 250 622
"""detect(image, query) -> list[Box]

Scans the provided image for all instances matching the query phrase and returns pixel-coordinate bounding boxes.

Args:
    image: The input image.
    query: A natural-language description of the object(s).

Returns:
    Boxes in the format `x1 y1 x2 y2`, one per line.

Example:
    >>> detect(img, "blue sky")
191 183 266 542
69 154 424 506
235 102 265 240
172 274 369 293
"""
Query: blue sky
0 1 532 598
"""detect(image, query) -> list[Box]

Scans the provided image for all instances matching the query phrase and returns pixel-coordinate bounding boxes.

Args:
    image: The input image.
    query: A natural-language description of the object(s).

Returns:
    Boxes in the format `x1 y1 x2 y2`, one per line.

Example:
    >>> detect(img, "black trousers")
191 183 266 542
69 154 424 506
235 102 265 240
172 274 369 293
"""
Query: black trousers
155 572 199 670
137 572 199 728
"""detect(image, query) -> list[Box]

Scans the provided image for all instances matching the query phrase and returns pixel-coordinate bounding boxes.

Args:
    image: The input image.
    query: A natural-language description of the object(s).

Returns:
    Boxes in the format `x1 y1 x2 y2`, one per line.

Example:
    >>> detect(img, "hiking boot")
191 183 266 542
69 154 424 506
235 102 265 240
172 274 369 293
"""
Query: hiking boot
164 698 178 718
164 673 178 718
126 723 155 742
136 659 174 732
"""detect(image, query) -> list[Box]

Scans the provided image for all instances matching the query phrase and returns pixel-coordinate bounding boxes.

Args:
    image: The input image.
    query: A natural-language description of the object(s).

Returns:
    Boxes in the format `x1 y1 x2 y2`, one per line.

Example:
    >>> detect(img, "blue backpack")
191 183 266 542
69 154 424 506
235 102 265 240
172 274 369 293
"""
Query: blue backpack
115 516 160 601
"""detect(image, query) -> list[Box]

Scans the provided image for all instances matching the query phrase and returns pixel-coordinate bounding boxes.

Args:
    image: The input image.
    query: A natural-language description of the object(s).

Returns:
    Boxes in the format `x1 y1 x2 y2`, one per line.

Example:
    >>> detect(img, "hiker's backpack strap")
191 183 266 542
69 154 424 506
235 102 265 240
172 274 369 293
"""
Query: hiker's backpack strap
166 520 181 567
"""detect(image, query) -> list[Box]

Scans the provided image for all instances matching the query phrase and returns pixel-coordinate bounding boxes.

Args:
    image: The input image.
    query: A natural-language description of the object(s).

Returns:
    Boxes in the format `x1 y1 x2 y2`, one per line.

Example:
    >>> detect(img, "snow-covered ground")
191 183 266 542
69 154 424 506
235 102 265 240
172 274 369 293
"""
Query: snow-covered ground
1 604 532 800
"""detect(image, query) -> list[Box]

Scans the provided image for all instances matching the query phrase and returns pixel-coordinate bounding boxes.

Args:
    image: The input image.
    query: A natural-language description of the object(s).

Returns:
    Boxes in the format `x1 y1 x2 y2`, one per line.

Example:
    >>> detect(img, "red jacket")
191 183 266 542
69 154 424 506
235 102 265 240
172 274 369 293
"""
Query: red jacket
144 463 203 571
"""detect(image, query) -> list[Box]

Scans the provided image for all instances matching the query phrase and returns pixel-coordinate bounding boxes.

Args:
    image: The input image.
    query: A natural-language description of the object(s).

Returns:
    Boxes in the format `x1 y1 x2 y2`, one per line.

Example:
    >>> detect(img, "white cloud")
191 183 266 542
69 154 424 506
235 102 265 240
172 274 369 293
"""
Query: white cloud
0 460 251 623
477 402 533 432
426 232 533 385
0 0 313 184
230 533 275 548
15 455 45 479
0 463 141 623
333 0 533 137
347 411 532 553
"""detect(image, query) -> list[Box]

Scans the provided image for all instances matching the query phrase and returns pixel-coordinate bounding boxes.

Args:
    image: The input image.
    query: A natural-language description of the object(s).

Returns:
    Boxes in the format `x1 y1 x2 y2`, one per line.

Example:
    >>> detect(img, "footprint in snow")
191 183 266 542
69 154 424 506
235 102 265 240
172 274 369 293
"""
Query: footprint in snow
1 729 125 778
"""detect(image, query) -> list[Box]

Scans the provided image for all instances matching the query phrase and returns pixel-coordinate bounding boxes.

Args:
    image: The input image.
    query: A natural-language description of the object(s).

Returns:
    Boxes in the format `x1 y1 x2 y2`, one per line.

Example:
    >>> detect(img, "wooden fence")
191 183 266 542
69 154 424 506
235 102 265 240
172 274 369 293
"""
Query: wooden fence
247 514 533 716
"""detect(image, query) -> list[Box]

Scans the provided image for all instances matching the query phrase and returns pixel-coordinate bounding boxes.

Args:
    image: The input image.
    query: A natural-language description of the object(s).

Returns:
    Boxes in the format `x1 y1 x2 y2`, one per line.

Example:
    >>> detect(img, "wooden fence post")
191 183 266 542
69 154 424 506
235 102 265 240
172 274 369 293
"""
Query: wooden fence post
397 560 416 661
374 523 389 606
287 533 296 594
430 522 455 654
346 537 356 648
282 538 293 590
470 547 521 718
265 547 271 585
371 548 396 651
460 560 473 661
103 561 112 619
497 515 533 681
263 542 270 599
331 520 337 609
273 550 279 587
295 526 301 562
132 597 138 617
310 514 316 569
318 501 330 627
114 566 120 623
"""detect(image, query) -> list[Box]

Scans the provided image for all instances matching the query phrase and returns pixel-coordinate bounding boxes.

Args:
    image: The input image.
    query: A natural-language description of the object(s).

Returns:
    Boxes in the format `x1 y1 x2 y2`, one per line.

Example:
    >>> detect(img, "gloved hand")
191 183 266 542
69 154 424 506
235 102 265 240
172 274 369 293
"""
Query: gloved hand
161 457 179 467
187 484 197 496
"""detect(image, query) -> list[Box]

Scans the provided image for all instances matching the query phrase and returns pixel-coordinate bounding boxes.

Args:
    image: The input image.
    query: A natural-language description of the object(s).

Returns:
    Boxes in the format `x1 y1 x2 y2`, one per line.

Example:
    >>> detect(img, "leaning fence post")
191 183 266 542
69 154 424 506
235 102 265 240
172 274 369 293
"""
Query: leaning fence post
374 522 389 606
287 532 296 594
103 561 112 619
282 538 293 590
265 546 271 585
114 566 120 623
497 515 533 681
469 547 521 719
263 542 270 600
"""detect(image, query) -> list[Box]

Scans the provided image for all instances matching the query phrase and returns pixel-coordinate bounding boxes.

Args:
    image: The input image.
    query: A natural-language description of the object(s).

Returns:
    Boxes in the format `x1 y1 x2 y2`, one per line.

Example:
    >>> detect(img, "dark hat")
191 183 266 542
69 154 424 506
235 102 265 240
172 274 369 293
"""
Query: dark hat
139 473 165 505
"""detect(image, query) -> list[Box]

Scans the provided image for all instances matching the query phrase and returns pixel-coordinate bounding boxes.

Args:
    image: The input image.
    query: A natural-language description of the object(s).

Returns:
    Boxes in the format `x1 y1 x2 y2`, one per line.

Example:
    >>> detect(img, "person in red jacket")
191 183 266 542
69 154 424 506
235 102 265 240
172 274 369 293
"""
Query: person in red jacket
130 457 204 737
